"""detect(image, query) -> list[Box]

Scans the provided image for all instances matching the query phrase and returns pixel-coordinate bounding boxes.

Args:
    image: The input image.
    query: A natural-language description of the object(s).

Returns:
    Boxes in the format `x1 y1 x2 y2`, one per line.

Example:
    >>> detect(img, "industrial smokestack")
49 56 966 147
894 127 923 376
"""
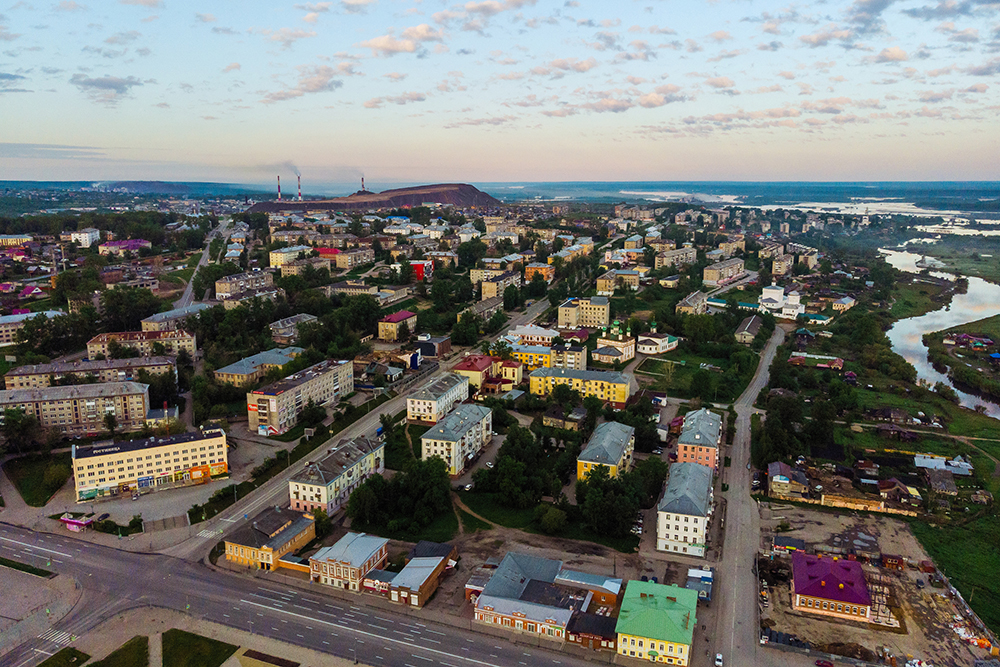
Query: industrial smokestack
277 175 282 201
298 175 302 201
361 176 365 191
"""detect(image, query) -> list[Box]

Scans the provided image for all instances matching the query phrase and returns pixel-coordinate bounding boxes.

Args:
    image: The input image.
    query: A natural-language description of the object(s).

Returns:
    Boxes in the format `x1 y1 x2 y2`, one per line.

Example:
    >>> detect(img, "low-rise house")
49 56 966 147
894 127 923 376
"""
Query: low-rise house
542 405 587 431
615 581 698 665
213 347 303 386
577 421 635 480
524 262 555 284
767 461 809 498
311 532 389 591
378 310 417 342
656 462 714 557
833 296 856 312
675 291 708 315
289 436 384 514
791 552 872 622
509 324 558 346
269 313 317 345
734 315 762 345
414 334 452 359
636 325 678 356
224 506 315 572
926 468 958 495
421 403 493 476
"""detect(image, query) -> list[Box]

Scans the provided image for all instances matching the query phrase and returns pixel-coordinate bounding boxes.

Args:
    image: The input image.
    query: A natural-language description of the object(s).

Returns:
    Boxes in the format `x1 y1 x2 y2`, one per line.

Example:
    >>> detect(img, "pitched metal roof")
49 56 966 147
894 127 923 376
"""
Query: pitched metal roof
579 421 634 467
677 408 721 448
658 462 713 517
312 532 388 567
615 581 698 646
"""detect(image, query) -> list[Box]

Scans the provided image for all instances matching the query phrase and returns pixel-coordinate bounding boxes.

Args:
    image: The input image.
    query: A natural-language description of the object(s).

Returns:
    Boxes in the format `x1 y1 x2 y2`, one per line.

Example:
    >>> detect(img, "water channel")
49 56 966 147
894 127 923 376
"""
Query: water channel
880 249 1000 419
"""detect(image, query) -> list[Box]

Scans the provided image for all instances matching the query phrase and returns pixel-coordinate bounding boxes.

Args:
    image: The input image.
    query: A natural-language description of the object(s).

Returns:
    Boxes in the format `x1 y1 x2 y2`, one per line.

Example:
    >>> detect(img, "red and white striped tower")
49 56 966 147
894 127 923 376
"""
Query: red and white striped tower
298 175 302 201
277 175 282 200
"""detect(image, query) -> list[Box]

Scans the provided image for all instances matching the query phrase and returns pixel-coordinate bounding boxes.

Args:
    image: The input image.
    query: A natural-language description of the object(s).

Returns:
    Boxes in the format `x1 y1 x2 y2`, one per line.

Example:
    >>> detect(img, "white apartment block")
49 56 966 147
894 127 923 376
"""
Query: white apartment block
656 462 714 557
289 436 384 515
0 382 149 437
406 373 470 424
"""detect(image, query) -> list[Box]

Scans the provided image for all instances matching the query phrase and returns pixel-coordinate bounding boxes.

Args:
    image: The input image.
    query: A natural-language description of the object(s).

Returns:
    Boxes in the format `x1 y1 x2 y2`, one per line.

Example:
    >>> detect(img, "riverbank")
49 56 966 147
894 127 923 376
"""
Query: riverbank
903 235 1000 286
923 314 1000 403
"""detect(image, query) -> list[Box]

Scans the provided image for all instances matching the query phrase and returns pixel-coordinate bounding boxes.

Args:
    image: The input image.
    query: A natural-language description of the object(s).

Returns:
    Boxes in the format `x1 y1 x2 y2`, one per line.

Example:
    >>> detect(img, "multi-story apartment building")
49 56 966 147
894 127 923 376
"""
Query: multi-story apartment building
656 462 714 557
524 262 555 284
421 404 493 476
623 234 644 250
702 258 745 287
280 256 331 277
269 245 313 268
616 581 698 665
213 347 303 386
0 233 33 246
87 330 197 358
596 270 639 296
406 373 470 424
70 228 101 247
330 280 378 297
98 239 152 256
0 382 149 437
215 270 274 300
221 286 285 311
289 436 385 514
529 368 633 409
310 532 389 591
655 247 698 271
269 313 317 345
772 254 794 276
225 506 315 572
469 267 508 285
676 408 722 471
577 421 634 480
674 291 708 315
247 359 354 436
509 324 558 346
5 357 175 389
378 310 417 342
335 248 375 269
72 427 227 501
0 311 64 347
140 303 211 331
558 297 611 329
481 270 523 300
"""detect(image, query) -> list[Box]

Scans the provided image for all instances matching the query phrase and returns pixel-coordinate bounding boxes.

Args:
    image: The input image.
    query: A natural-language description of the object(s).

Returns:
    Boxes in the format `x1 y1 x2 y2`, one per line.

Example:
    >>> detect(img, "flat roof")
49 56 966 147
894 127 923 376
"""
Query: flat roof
74 428 226 459
141 303 211 323
391 556 446 590
0 310 63 325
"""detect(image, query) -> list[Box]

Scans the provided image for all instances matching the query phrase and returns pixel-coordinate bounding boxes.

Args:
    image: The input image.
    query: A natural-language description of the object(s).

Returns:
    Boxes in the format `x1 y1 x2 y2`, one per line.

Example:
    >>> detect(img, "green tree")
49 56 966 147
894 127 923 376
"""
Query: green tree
1 408 42 454
314 507 333 538
101 286 162 332
104 412 118 436
539 506 567 534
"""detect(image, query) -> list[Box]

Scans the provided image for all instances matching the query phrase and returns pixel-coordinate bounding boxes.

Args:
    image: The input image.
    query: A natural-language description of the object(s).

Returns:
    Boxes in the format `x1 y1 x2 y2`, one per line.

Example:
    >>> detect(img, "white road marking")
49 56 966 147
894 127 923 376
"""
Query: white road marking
0 538 72 558
239 599 502 667
412 655 433 662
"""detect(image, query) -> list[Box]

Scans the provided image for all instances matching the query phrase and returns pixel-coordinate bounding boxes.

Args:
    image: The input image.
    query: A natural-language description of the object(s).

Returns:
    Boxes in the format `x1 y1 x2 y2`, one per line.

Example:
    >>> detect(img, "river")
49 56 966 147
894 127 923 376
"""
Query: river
880 249 1000 418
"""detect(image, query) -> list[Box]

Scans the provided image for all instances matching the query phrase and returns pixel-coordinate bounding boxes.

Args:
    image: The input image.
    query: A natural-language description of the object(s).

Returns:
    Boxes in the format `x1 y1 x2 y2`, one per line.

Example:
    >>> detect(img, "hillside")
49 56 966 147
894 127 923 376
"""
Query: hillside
247 183 500 213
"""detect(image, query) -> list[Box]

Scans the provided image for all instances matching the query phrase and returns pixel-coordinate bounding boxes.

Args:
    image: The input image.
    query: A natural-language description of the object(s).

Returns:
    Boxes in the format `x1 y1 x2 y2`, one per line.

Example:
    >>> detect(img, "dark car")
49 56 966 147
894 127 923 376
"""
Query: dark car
97 513 109 521
815 660 834 667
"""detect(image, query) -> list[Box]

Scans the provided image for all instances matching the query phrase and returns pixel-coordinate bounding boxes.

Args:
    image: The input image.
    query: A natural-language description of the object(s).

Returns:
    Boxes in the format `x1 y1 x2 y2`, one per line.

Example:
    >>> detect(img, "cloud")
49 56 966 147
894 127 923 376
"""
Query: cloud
55 1 85 11
846 0 895 33
212 27 238 35
799 25 853 48
0 25 23 41
966 57 1000 75
637 84 684 107
541 107 578 117
752 84 784 93
383 71 407 81
550 56 597 72
875 46 908 61
342 0 375 13
363 91 426 108
778 70 796 79
262 64 343 103
684 38 702 52
965 83 988 92
120 0 162 6
918 88 954 101
464 0 537 18
757 41 783 51
0 142 107 159
708 48 745 62
295 2 333 9
222 62 240 73
708 30 732 42
70 72 142 104
583 97 632 113
705 76 735 88
902 1 976 20
105 30 140 44
444 115 515 128
257 28 317 49
195 13 216 22
647 25 676 35
358 23 442 56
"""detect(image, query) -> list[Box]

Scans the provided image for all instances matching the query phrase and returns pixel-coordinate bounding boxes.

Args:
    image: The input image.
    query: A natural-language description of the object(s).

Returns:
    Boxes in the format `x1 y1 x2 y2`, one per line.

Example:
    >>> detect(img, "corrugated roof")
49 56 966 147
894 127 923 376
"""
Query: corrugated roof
409 373 468 402
215 347 303 378
658 462 713 517
0 381 148 404
677 408 721 448
312 532 388 568
392 556 445 590
615 581 698 645
422 404 491 443
579 421 634 467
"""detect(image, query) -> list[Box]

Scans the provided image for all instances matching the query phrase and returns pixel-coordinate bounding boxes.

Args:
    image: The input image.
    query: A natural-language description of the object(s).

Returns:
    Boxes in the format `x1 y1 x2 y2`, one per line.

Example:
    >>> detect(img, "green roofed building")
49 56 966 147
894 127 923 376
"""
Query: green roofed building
615 580 698 665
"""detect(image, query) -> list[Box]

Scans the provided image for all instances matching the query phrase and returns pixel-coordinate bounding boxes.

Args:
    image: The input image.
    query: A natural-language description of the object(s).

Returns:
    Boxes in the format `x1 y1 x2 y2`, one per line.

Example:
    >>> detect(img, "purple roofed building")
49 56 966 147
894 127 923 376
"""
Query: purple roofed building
791 551 872 622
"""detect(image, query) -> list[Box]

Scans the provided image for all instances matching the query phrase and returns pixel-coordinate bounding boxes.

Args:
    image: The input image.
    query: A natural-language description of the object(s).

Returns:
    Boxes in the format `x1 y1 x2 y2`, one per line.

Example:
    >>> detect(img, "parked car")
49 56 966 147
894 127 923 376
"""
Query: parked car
652 448 663 455
815 661 834 667
97 513 109 521
485 461 494 469
464 484 473 491
715 654 724 666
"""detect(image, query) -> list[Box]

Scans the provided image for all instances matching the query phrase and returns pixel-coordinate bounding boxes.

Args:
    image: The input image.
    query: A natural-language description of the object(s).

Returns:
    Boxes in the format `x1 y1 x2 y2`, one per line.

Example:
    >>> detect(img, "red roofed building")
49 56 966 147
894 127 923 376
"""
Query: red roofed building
452 355 522 393
791 551 872 622
317 248 341 258
378 310 417 342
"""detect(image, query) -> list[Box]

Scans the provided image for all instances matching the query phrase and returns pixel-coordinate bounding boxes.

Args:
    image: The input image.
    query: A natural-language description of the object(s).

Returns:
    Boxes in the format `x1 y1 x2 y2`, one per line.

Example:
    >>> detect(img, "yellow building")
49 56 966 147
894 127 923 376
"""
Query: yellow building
269 245 313 268
529 368 633 409
224 506 316 571
1 382 150 438
616 581 698 665
72 428 228 501
378 310 418 342
577 421 635 481
87 330 197 358
5 357 175 389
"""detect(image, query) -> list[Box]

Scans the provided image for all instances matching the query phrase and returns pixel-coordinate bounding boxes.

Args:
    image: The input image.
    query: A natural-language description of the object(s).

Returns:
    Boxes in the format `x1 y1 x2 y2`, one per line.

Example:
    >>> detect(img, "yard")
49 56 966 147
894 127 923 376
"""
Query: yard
162 629 237 667
2 452 73 507
89 636 149 667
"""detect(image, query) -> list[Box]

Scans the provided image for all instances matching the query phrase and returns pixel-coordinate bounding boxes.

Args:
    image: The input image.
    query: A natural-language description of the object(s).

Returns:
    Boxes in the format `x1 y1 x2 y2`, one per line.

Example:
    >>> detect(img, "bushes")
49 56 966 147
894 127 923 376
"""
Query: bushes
94 514 143 536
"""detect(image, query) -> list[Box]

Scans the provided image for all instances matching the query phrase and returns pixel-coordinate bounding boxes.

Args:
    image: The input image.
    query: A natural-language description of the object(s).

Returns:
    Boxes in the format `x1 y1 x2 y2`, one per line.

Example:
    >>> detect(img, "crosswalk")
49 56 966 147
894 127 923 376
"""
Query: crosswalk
196 529 219 539
38 629 74 646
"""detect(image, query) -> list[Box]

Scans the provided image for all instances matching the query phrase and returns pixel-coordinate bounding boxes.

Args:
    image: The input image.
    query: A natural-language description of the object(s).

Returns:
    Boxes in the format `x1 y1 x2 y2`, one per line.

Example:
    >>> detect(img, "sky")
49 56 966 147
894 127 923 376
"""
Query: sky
1 0 1000 188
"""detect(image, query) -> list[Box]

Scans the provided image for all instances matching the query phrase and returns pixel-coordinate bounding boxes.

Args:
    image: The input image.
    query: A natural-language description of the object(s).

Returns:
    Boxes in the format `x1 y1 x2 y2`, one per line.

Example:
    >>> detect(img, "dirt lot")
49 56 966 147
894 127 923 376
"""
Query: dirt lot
759 503 986 666
0 567 59 633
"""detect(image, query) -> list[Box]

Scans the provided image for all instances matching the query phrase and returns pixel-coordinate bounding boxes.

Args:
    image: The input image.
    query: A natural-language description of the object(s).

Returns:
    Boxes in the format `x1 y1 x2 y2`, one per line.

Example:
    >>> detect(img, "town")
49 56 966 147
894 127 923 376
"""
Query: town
0 183 998 667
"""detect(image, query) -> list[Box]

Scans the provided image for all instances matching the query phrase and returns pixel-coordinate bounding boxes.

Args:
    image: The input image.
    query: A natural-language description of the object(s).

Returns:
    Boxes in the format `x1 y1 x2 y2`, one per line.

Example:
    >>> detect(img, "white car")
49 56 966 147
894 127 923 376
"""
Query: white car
715 654 724 667
486 461 494 469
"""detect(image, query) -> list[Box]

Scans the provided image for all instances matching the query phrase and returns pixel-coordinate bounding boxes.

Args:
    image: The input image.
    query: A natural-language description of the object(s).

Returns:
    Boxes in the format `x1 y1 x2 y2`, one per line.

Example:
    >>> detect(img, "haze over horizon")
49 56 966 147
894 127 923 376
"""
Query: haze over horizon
2 0 999 184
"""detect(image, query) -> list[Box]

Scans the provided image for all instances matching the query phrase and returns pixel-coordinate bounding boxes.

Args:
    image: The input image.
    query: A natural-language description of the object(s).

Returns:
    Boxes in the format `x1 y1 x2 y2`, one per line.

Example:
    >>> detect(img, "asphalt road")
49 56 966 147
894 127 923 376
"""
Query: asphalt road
715 325 786 667
0 523 594 667
173 218 230 310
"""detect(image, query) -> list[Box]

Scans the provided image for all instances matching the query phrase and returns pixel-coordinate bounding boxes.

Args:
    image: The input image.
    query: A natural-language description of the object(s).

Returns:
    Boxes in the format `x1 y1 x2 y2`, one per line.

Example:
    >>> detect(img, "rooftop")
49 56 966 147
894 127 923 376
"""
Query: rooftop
215 347 303 378
677 409 722 448
0 381 148 405
791 552 871 606
269 313 317 331
579 421 635 467
530 367 631 385
422 404 491 443
382 310 416 324
658 462 714 517
227 507 314 552
291 436 383 487
0 310 63 326
6 356 174 378
615 581 698 646
312 532 389 568
251 359 350 397
409 373 468 402
391 556 446 591
74 428 226 460
89 330 193 343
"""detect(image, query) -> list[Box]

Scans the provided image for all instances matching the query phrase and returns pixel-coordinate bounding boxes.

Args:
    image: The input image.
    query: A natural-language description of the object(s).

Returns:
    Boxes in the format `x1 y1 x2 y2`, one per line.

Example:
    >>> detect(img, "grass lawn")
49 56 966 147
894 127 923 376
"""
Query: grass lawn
37 648 91 667
27 298 56 312
158 274 184 286
173 267 196 282
355 509 459 543
408 423 430 459
636 352 735 400
90 636 149 667
186 254 202 268
2 452 73 507
458 508 492 533
162 630 238 667
937 313 1000 341
890 280 950 319
911 516 1000 635
0 555 53 577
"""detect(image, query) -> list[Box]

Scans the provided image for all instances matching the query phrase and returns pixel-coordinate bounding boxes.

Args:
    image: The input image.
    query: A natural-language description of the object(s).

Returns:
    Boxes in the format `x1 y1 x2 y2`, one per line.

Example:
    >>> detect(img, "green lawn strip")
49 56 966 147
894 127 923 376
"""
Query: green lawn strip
458 508 492 533
191 393 395 523
162 630 238 667
354 509 459 543
37 648 91 667
408 424 430 459
459 491 639 553
2 452 73 507
89 636 149 667
0 555 53 577
910 515 1000 635
889 281 950 319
